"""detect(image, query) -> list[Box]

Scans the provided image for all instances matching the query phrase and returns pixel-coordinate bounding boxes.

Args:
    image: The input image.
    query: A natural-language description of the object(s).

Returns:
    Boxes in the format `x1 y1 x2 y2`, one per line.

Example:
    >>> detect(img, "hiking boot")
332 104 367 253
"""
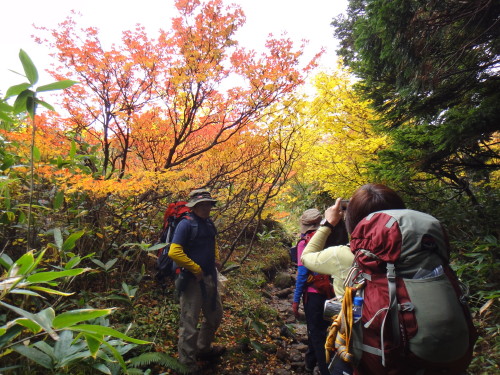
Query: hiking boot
182 363 203 375
197 345 226 360
305 365 314 373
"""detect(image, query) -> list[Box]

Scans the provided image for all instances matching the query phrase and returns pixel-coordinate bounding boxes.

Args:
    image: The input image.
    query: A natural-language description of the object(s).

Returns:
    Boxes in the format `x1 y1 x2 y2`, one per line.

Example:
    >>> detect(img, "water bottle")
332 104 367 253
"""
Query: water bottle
353 296 363 322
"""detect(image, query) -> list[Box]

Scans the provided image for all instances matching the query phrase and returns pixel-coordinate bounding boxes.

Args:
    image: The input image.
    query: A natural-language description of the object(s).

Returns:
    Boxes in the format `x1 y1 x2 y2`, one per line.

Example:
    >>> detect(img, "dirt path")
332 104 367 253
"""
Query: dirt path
260 269 323 375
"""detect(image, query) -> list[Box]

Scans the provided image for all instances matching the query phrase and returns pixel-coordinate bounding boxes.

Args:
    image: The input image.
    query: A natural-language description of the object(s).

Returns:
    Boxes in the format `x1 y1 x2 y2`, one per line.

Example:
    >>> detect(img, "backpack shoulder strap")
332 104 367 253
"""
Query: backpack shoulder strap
302 230 317 275
303 230 316 244
207 217 217 235
183 213 199 242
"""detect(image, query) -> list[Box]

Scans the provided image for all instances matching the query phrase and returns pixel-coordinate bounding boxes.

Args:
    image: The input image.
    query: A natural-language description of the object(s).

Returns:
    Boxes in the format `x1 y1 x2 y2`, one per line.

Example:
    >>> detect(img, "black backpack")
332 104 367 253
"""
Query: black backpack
288 232 314 264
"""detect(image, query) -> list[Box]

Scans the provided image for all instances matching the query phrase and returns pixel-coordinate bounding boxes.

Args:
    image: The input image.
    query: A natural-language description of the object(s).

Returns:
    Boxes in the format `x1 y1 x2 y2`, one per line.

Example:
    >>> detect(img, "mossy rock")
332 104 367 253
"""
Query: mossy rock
273 271 294 288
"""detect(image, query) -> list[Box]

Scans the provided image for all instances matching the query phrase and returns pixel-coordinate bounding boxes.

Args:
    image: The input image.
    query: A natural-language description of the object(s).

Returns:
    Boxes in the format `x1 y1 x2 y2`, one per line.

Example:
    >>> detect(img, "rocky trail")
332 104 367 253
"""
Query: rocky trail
165 264 327 375
186 267 323 374
260 267 323 375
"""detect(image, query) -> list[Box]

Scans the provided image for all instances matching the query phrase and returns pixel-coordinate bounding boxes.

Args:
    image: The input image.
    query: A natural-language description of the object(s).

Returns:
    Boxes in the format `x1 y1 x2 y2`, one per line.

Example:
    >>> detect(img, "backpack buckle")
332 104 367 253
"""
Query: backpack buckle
386 263 396 282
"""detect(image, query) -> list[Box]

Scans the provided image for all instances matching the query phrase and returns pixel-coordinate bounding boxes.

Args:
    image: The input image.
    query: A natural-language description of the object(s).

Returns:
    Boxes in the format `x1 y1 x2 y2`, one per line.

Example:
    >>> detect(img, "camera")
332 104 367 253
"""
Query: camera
341 199 350 211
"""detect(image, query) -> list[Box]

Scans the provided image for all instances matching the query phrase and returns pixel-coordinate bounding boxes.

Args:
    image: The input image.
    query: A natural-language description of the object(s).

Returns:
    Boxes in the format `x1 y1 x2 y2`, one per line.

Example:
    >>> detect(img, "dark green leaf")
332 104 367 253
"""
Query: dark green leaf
13 345 52 369
70 140 76 159
35 99 55 112
12 90 34 115
36 80 79 92
53 190 64 210
85 333 101 358
4 83 31 99
11 251 35 276
0 325 23 349
26 268 87 283
32 145 41 162
1 155 15 171
54 228 63 250
65 256 82 270
0 112 14 122
19 49 38 85
146 243 168 252
69 324 150 344
26 96 36 118
52 308 112 329
0 302 58 340
62 231 85 251
0 253 13 269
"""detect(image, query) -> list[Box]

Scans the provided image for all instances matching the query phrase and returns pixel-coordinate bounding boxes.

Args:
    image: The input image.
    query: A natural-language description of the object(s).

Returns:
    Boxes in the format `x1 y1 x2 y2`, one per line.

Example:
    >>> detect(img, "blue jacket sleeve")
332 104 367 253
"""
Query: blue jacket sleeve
293 265 310 303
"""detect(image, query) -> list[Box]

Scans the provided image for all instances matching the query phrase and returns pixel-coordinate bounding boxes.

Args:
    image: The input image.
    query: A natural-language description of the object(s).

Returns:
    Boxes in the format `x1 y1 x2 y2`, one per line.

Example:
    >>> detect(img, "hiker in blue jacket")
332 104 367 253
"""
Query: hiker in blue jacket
168 189 225 374
292 208 334 375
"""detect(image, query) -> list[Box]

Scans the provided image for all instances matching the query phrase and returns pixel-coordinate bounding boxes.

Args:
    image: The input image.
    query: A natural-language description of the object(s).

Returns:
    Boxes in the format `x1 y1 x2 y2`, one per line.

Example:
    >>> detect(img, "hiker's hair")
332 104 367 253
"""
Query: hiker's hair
325 219 349 247
345 183 406 233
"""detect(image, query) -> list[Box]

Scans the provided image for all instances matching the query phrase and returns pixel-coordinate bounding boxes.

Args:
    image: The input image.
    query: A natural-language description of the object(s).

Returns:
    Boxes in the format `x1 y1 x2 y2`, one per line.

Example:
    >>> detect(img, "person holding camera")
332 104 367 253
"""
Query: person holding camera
301 185 405 299
300 184 406 375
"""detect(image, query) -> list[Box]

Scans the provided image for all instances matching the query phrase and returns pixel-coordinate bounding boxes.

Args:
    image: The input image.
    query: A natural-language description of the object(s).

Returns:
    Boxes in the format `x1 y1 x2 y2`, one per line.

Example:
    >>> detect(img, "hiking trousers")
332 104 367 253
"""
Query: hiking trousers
304 291 331 375
178 273 223 368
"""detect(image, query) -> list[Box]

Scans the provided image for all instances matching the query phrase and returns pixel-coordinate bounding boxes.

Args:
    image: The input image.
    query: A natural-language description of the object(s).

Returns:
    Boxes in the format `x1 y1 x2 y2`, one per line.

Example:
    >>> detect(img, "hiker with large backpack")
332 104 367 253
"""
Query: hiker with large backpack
167 189 225 374
292 208 335 375
301 184 477 375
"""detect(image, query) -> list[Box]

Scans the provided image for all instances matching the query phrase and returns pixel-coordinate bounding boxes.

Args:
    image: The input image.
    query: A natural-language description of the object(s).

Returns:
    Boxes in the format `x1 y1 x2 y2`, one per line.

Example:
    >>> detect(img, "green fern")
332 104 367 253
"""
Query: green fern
128 351 186 372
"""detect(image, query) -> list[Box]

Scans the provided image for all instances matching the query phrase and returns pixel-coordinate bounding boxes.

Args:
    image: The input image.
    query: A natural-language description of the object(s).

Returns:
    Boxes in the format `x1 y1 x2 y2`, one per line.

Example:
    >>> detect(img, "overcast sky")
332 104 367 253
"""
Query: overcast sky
1 0 348 91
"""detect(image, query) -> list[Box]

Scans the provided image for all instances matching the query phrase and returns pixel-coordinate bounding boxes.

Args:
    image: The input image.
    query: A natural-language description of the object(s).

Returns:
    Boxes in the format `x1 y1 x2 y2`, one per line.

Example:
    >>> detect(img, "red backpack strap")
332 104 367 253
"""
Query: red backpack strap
303 230 316 244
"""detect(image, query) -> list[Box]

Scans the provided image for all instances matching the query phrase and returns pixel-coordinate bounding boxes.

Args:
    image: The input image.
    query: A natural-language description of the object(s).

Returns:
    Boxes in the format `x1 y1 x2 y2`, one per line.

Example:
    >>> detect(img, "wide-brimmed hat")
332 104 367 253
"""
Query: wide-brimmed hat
186 189 217 208
300 208 322 233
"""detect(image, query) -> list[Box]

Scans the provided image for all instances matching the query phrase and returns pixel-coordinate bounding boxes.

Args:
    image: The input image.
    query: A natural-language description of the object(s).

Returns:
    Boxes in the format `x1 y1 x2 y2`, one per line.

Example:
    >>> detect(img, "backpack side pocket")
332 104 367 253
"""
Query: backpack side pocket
403 274 469 363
